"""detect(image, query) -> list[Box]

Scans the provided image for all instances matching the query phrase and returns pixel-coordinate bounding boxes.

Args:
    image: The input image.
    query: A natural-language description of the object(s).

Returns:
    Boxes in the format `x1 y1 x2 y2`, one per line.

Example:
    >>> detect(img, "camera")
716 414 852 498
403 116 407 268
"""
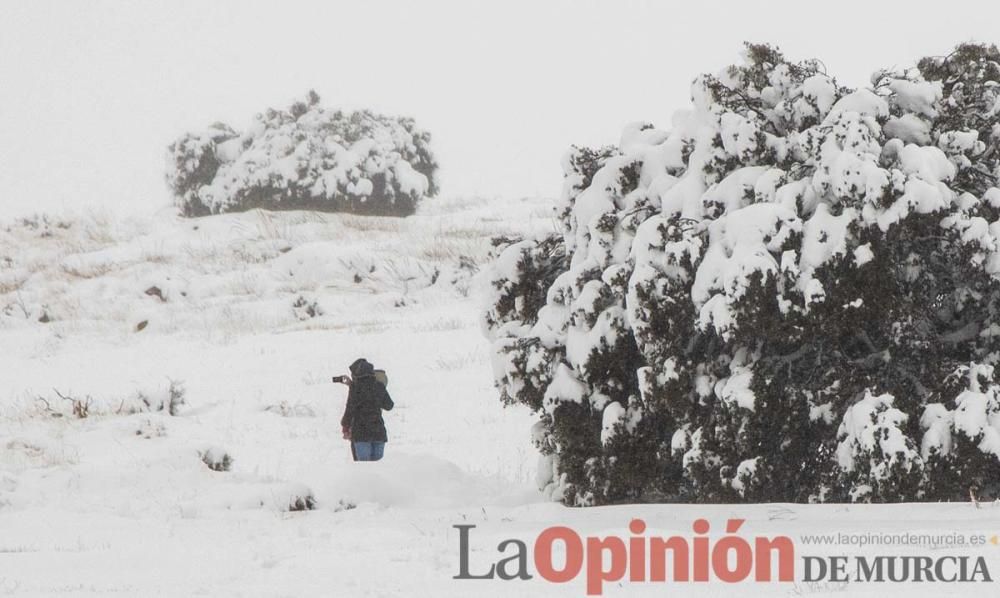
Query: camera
332 375 348 384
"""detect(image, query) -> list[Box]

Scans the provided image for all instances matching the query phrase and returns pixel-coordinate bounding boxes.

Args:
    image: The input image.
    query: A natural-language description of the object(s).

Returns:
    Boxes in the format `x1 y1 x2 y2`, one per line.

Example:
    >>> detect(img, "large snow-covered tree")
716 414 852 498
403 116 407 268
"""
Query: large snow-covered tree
484 43 1000 505
166 91 438 217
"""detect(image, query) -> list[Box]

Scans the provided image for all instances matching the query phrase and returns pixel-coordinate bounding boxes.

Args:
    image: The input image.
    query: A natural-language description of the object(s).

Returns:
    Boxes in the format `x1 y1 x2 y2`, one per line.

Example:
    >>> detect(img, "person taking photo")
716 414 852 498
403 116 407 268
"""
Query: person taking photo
337 358 394 461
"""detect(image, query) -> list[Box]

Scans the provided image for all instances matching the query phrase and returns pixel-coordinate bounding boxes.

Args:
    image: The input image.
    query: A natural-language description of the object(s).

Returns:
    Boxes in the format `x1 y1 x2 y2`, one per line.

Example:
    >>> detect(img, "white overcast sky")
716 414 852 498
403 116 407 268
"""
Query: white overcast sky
2 0 999 217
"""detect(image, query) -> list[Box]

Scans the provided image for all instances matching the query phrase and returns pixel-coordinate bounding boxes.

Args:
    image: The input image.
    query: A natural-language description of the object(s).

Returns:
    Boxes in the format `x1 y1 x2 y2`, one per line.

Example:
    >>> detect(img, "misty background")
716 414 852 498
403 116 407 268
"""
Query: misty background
2 0 998 217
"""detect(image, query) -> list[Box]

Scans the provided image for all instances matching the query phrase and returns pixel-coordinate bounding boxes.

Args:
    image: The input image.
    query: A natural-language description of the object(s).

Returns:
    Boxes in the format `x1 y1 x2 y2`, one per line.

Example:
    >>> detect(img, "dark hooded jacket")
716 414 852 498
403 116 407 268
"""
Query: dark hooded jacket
340 358 394 442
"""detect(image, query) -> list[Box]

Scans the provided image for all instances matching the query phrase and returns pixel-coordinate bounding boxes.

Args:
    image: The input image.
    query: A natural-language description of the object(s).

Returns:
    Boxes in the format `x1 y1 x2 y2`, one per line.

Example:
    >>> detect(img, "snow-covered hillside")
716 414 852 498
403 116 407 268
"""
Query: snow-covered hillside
1 197 997 596
0 197 553 593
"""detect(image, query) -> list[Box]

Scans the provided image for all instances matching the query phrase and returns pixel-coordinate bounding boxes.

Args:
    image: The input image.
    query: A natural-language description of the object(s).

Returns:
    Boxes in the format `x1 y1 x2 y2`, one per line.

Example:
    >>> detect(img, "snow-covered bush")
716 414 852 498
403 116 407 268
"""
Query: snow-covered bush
287 489 317 512
199 446 233 472
166 91 438 217
291 294 323 320
484 42 1000 505
133 380 186 416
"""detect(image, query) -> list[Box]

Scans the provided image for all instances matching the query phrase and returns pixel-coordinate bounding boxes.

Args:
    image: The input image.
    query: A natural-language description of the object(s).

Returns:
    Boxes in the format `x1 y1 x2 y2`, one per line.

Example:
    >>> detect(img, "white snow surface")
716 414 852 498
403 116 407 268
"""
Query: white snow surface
2 199 999 596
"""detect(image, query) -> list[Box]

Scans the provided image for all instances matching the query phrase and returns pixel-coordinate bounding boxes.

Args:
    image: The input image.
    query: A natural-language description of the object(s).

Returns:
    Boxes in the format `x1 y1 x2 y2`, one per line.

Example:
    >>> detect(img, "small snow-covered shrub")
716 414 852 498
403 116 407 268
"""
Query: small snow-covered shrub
166 91 438 217
291 295 323 320
1 293 34 320
199 446 233 472
133 380 186 416
31 383 185 421
43 390 92 419
485 42 1000 505
287 491 317 512
9 214 73 237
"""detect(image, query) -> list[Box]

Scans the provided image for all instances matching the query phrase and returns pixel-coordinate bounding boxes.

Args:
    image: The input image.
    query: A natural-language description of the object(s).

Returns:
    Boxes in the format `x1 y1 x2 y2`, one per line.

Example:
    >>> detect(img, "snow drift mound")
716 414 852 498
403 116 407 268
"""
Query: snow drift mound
322 453 529 510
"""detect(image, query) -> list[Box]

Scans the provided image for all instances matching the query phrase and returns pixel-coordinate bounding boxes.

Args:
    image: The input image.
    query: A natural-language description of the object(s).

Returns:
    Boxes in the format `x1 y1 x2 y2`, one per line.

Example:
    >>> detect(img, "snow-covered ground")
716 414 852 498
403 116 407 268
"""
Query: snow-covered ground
1 197 998 596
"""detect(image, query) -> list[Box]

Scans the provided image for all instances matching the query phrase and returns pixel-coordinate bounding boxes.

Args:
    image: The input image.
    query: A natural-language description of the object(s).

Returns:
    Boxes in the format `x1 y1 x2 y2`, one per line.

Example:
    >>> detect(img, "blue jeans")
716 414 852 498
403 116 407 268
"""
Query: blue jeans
353 441 385 461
